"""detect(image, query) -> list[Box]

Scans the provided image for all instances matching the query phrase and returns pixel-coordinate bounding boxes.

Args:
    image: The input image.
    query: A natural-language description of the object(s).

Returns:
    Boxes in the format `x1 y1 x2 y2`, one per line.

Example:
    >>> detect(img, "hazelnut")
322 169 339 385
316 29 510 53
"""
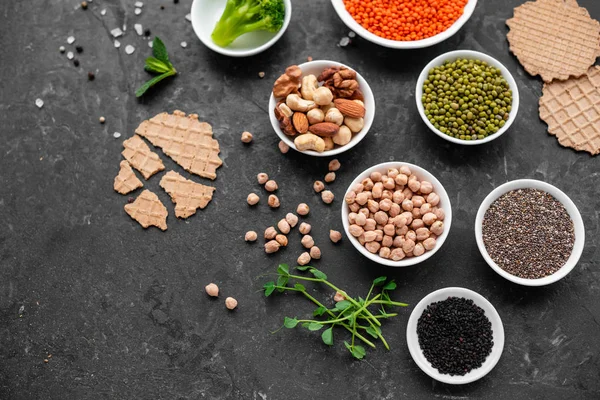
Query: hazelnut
205 283 219 297
268 195 280 208
241 131 253 143
257 173 269 185
328 159 341 171
297 203 310 216
310 246 321 259
245 231 258 241
247 193 260 205
225 297 238 310
299 222 312 235
329 230 342 243
265 180 278 192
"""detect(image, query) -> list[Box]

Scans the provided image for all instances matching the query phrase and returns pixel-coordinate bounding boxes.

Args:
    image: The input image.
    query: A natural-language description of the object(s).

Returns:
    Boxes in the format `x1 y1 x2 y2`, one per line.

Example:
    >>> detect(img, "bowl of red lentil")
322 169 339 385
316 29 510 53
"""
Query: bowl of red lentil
475 179 585 286
330 0 478 49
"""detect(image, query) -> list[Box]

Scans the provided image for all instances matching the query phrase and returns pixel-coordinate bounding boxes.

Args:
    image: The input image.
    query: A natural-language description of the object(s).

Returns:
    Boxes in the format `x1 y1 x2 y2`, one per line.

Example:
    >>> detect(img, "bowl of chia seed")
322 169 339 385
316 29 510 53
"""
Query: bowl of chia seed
406 287 505 384
475 179 585 286
415 50 519 145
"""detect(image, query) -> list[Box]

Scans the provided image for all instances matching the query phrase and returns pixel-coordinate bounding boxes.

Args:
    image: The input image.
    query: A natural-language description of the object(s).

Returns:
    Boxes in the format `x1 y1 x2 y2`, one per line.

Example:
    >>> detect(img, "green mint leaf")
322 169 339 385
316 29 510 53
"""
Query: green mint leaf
352 345 366 359
263 282 275 297
295 266 311 271
383 281 397 291
308 322 322 331
313 306 326 317
322 327 333 346
284 317 298 329
335 300 352 311
294 283 306 291
277 264 290 276
152 37 171 66
144 57 170 74
310 269 327 280
372 276 387 286
135 70 176 97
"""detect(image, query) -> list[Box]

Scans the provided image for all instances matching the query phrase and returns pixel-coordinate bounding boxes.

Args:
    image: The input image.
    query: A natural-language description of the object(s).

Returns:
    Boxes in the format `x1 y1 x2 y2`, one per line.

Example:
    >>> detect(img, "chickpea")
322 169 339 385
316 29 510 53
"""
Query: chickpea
396 225 409 236
264 226 277 239
277 219 291 234
268 195 280 208
286 213 299 228
406 230 417 242
411 218 424 230
433 207 445 221
392 190 404 204
334 291 345 302
247 193 260 205
372 182 383 199
413 243 425 257
374 211 388 225
389 203 401 218
383 224 395 236
423 237 437 251
408 174 418 182
400 211 413 225
430 221 444 236
297 252 311 266
278 140 290 154
416 227 430 241
356 192 369 206
355 213 367 226
370 171 382 182
325 172 336 183
408 179 421 193
390 248 405 261
381 190 393 200
265 180 278 192
405 251 414 258
359 208 369 218
378 198 392 212
264 240 280 254
330 230 342 243
402 187 413 200
364 219 376 231
402 239 415 254
383 178 395 190
225 297 238 310
379 246 391 259
419 181 433 195
321 190 335 204
420 203 432 215
411 208 421 219
306 246 321 260
427 192 440 206
399 166 411 176
387 168 399 179
374 229 384 241
245 231 258 242
348 213 359 225
297 203 310 215
362 178 375 191
401 199 414 211
357 233 366 245
301 235 314 248
393 236 404 248
363 231 377 242
352 183 364 193
412 196 425 208
314 181 325 193
349 203 360 213
382 235 393 248
422 212 437 226
365 241 381 254
328 159 341 172
395 173 408 186
205 283 219 297
241 131 253 143
299 222 312 234
367 199 379 213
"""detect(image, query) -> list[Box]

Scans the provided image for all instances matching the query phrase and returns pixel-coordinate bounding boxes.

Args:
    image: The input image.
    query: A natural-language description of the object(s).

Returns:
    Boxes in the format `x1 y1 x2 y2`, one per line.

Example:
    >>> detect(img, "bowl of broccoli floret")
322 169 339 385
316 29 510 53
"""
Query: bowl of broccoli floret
191 0 291 57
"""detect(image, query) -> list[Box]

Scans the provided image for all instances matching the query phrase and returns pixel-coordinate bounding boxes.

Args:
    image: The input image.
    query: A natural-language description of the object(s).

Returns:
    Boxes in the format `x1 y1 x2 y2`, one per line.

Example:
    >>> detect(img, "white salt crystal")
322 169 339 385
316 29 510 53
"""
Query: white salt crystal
114 40 121 48
134 23 143 36
134 1 143 7
35 99 44 109
111 28 123 38
67 36 75 44
100 9 106 16
125 45 135 55
113 132 122 139
180 41 187 48
67 51 74 60
134 8 142 15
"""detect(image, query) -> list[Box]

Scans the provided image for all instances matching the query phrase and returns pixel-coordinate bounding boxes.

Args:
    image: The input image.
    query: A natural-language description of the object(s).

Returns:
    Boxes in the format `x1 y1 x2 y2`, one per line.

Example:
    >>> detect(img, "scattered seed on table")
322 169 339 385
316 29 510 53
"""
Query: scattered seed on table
135 8 142 15
180 41 188 48
307 56 313 61
111 28 123 38
75 45 83 53
258 71 265 79
348 31 356 38
73 59 80 67
134 24 143 36
114 40 121 48
147 41 153 48
482 188 574 279
113 132 122 138
35 99 44 109
99 116 106 124
67 36 75 44
59 46 65 53
67 51 74 60
125 45 135 55
135 1 144 7
144 28 151 37
339 37 350 47
88 72 95 81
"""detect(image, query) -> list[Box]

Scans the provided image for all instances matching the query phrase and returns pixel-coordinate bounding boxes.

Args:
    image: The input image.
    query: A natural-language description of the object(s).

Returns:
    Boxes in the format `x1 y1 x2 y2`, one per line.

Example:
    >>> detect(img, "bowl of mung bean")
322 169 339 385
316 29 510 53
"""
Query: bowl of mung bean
416 50 519 145
475 179 585 286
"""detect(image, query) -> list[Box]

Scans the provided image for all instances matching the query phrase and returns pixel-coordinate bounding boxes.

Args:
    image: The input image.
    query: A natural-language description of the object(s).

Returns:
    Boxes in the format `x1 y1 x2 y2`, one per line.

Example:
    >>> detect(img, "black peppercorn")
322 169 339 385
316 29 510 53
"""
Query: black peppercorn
160 5 165 9
73 59 80 67
144 28 151 37
75 45 83 53
88 72 95 81
174 0 179 3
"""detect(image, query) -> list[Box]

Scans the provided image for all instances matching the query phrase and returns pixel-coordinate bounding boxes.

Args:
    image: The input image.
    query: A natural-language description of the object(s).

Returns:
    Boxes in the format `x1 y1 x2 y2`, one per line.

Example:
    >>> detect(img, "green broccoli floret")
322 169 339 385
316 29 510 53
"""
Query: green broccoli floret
211 0 285 48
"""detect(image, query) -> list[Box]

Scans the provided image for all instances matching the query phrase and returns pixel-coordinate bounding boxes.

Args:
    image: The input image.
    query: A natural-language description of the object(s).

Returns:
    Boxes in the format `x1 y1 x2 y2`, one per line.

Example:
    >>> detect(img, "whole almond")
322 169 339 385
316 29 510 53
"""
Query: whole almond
292 112 309 134
308 122 340 137
334 98 365 118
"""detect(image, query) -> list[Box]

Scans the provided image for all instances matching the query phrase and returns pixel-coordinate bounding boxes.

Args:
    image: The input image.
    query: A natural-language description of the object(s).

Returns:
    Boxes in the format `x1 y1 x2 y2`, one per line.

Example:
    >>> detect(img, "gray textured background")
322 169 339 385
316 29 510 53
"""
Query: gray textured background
1 0 599 399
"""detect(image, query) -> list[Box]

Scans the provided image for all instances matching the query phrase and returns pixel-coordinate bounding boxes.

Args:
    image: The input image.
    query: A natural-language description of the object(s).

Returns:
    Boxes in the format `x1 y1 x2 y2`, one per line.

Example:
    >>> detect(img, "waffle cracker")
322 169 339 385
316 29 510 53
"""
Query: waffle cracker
506 0 600 82
114 160 143 195
135 110 222 180
124 190 168 230
121 135 165 179
160 171 215 218
539 66 600 155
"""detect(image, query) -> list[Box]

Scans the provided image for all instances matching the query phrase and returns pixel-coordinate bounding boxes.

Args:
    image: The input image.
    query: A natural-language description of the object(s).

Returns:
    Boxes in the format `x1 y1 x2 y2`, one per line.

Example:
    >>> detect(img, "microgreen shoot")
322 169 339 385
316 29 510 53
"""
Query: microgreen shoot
135 37 177 97
263 264 408 360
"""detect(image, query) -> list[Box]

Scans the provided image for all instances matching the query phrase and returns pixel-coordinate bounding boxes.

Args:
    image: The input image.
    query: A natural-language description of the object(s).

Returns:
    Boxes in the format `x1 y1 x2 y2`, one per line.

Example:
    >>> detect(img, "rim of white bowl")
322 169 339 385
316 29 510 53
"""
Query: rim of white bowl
341 162 452 267
474 179 585 286
330 0 478 49
415 50 520 145
191 0 292 57
269 60 375 157
406 287 505 385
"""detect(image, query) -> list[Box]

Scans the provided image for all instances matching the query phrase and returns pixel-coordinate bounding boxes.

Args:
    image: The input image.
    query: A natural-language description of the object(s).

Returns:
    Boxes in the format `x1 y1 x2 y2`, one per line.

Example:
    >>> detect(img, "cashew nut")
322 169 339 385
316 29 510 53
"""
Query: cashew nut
307 108 325 124
286 94 317 112
325 108 344 126
278 103 293 118
313 87 334 106
294 133 325 152
332 125 352 146
344 116 364 133
300 74 318 100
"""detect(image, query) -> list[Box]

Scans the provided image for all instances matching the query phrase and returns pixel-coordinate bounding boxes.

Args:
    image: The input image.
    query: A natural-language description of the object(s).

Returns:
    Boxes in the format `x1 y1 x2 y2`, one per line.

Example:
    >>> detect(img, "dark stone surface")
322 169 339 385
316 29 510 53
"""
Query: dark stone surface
1 0 599 399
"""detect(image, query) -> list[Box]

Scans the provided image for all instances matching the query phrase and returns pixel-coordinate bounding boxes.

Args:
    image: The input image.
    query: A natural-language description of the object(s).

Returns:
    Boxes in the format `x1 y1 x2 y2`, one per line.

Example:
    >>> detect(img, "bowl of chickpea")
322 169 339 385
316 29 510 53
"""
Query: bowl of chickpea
342 162 452 267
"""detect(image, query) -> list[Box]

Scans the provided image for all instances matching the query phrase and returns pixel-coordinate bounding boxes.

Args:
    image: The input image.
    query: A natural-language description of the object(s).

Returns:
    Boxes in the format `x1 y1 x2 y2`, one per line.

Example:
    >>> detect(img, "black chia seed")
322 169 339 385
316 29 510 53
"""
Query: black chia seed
417 297 493 376
482 188 575 279
73 59 80 67
75 45 83 53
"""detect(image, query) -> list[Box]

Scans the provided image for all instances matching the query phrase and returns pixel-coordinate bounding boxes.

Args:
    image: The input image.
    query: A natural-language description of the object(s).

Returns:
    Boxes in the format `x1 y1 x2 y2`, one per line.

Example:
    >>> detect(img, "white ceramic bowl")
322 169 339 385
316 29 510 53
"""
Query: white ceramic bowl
330 0 478 49
475 179 585 286
191 0 292 57
415 50 519 145
341 162 452 267
406 287 504 384
269 60 375 157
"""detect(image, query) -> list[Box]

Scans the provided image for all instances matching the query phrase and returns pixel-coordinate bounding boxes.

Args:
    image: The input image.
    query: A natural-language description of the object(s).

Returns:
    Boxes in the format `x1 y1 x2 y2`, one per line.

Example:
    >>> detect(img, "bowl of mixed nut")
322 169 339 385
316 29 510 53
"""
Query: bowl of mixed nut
269 60 375 156
342 162 452 267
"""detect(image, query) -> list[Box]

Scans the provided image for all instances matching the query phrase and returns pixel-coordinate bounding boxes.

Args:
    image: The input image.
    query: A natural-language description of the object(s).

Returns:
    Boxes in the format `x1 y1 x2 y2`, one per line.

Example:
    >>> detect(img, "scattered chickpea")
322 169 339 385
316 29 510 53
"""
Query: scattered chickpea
299 222 311 234
301 235 314 249
328 159 341 171
265 180 278 192
264 240 281 253
264 226 277 240
314 181 325 193
245 231 258 242
247 193 260 205
278 140 290 154
241 131 253 143
297 252 311 266
285 213 298 228
334 291 345 302
225 297 238 310
324 172 336 183
321 190 334 204
310 246 321 259
257 173 269 185
277 219 291 234
297 203 310 215
268 195 280 208
205 283 219 297
330 230 342 243
275 234 288 247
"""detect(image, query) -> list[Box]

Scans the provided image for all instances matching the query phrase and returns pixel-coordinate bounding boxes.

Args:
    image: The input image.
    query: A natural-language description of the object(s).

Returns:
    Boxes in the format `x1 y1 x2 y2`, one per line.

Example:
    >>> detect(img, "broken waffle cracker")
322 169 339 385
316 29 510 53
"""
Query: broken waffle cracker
160 171 216 218
135 110 222 180
114 160 143 195
124 190 168 230
506 0 600 82
539 66 600 155
121 135 165 179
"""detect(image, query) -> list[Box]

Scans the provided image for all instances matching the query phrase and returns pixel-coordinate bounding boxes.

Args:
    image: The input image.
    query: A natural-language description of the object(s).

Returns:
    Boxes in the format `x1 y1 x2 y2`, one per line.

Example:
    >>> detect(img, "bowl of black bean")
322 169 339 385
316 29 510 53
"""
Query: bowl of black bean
475 179 585 286
406 287 504 384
